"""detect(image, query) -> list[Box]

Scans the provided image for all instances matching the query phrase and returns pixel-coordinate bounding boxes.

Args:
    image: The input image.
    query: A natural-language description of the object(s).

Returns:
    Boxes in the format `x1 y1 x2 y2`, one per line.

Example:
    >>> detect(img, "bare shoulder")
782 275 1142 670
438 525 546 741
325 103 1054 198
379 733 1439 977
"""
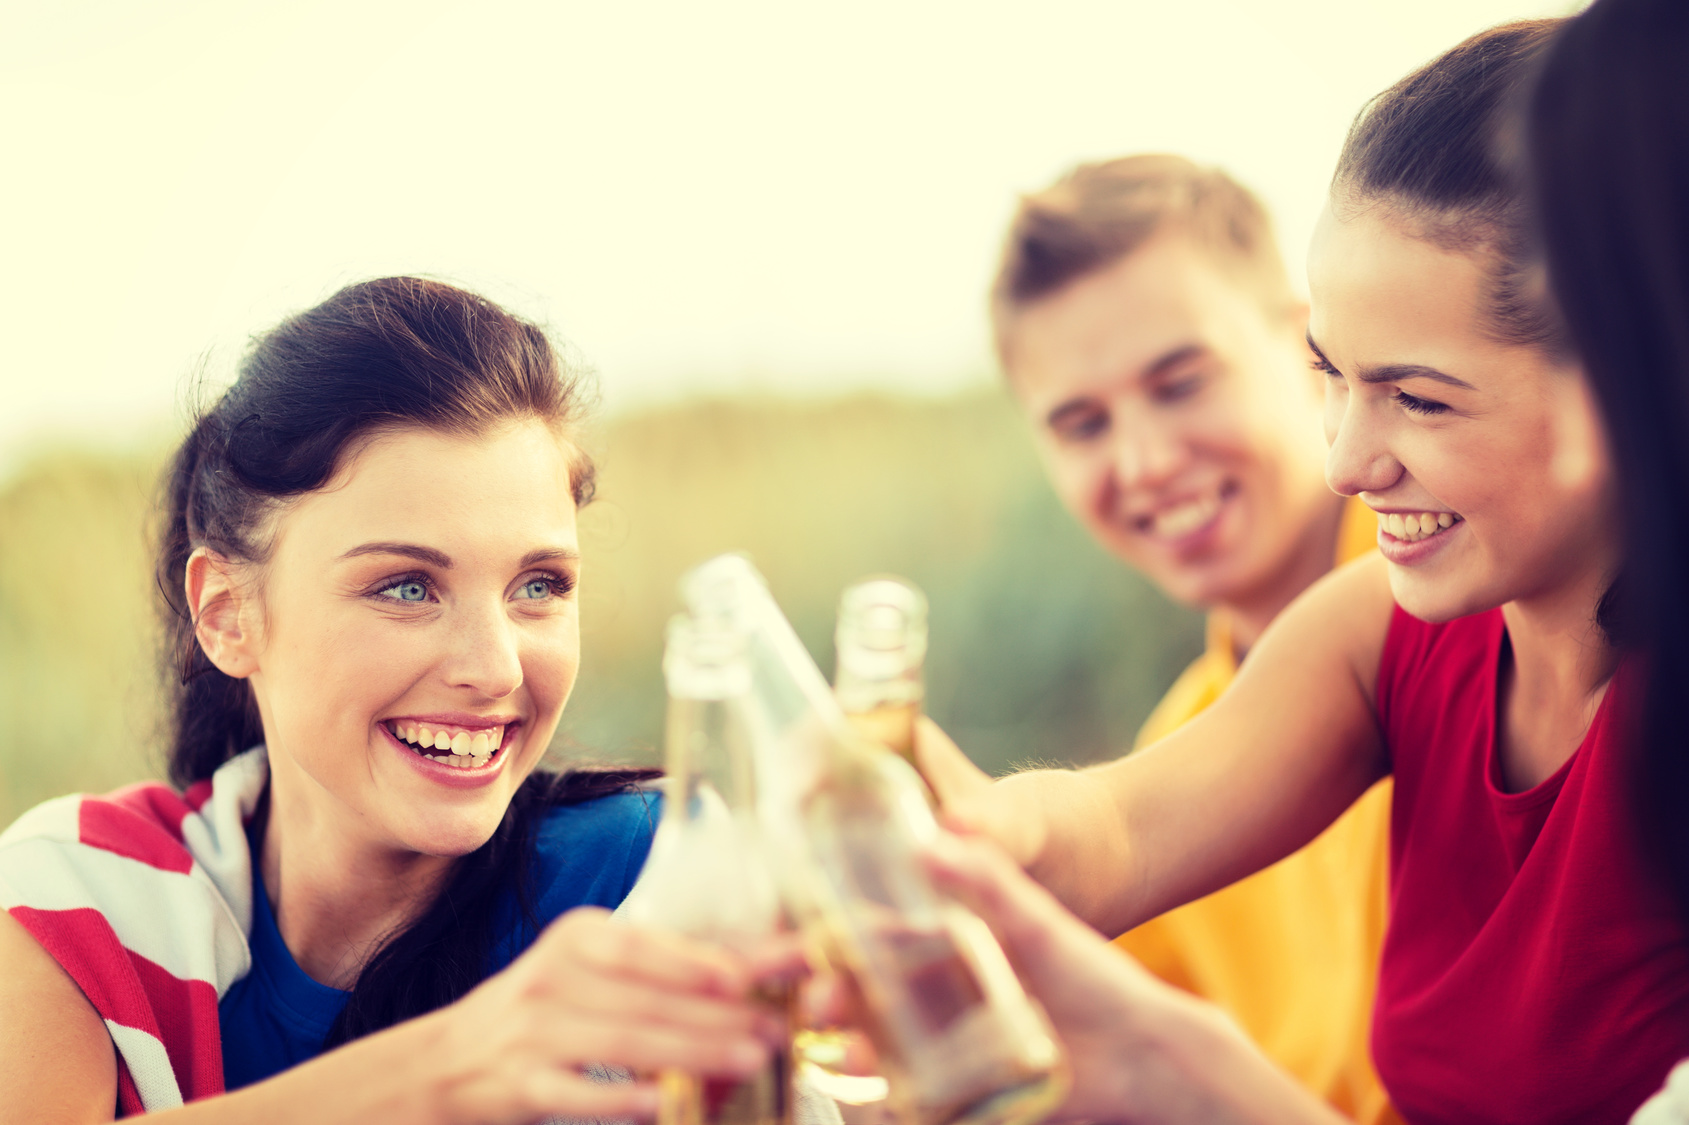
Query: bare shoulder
1250 551 1396 705
0 908 117 1123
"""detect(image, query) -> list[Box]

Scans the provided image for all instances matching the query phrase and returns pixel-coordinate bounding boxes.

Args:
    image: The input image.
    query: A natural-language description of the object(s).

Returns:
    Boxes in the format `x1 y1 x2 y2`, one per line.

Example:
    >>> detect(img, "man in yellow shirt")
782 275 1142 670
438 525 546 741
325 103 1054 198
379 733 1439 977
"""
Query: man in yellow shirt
975 154 1394 1123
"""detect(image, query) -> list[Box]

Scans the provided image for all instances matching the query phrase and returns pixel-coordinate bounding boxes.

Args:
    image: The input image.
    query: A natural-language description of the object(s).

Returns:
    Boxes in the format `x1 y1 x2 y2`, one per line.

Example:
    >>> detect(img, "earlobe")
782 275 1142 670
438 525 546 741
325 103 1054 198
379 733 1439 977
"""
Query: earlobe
184 548 258 679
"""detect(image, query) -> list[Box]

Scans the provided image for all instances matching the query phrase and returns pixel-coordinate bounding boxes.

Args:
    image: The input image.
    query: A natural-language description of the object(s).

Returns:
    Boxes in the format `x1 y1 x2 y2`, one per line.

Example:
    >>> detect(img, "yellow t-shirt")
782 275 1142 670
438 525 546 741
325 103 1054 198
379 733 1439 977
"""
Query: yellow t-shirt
1116 497 1399 1125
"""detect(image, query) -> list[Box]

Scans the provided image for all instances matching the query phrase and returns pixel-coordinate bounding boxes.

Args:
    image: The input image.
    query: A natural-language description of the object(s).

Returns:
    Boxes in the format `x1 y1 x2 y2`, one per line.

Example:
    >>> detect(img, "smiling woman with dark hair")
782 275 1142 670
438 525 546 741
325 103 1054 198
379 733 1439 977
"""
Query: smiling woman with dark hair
0 278 789 1123
915 12 1689 1124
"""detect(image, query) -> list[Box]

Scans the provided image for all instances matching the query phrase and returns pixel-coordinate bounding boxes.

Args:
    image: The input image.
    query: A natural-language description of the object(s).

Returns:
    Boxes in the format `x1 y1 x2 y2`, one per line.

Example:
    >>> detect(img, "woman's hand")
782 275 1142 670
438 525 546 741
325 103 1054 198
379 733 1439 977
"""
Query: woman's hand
923 832 1348 1125
913 717 1048 867
418 907 795 1125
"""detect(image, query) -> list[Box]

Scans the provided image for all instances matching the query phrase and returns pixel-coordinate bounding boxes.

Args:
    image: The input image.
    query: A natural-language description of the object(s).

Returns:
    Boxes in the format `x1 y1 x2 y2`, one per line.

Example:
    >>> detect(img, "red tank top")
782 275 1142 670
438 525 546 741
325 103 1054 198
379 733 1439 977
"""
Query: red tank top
1373 607 1689 1123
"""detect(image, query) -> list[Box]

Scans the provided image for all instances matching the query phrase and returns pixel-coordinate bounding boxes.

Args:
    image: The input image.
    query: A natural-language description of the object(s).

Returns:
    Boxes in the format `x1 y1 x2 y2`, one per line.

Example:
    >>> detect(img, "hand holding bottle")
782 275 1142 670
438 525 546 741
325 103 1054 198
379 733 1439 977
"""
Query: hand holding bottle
418 907 790 1125
921 832 1348 1125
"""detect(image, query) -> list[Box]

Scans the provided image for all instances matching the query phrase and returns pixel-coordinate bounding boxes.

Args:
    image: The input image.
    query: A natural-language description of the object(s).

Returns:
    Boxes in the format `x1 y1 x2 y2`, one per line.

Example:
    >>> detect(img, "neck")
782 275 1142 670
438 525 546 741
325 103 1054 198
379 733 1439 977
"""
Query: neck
1497 561 1622 793
1224 492 1348 655
259 754 453 990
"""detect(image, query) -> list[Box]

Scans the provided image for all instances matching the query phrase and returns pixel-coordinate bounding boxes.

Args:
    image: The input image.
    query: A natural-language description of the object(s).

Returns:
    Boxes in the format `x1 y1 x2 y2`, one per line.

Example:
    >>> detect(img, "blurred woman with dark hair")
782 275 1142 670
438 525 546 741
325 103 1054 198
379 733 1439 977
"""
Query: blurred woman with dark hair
1527 1 1689 1116
914 7 1689 1123
0 278 791 1122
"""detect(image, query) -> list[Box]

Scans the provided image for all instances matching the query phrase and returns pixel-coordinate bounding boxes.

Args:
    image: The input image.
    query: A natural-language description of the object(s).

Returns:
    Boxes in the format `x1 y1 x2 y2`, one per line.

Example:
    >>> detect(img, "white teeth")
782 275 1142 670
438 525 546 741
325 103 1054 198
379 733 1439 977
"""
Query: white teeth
1151 493 1222 539
1376 511 1462 542
391 721 507 764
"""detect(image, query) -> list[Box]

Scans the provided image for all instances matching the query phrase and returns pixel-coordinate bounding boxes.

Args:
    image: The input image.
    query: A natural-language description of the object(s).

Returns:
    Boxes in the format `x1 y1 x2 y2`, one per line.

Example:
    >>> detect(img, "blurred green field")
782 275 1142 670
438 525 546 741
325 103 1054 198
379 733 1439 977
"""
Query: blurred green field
0 389 1202 827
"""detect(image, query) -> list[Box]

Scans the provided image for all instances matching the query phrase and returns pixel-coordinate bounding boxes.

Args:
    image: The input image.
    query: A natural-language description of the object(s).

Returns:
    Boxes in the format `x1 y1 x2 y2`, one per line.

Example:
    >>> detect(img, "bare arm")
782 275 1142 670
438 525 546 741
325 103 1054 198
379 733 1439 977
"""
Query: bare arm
919 554 1395 937
1 907 785 1125
0 908 118 1123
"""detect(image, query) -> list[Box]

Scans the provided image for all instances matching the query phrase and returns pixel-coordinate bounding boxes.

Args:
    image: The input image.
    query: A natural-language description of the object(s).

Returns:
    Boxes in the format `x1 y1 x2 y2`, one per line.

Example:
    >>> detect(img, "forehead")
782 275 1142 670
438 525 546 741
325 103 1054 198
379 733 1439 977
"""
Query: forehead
1306 204 1491 363
278 421 580 555
1008 234 1266 408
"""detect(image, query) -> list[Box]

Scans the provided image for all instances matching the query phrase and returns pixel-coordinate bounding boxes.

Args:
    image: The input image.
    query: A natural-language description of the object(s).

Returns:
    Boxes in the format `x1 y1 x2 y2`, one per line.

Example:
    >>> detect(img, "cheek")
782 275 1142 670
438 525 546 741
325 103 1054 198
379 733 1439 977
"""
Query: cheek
520 614 582 714
1042 446 1111 517
287 616 422 723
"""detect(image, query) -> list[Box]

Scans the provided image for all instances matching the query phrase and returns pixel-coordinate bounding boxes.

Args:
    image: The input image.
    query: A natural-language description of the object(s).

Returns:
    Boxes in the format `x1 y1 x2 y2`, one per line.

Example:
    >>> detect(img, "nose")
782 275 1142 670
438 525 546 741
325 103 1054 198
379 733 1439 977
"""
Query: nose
445 600 523 700
1324 385 1403 497
1108 411 1187 495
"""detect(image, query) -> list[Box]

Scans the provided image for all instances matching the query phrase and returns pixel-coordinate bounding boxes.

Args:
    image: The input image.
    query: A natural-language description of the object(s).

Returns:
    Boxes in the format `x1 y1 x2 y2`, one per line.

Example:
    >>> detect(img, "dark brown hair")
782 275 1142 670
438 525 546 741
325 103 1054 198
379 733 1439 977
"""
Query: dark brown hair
1526 0 1689 918
990 154 1297 364
1333 19 1568 355
156 276 652 1046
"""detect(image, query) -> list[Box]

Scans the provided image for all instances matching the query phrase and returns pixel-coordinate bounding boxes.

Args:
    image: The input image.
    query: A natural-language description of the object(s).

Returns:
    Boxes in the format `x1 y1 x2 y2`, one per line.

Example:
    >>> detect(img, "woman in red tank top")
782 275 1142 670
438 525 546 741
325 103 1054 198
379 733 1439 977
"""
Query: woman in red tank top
913 7 1689 1124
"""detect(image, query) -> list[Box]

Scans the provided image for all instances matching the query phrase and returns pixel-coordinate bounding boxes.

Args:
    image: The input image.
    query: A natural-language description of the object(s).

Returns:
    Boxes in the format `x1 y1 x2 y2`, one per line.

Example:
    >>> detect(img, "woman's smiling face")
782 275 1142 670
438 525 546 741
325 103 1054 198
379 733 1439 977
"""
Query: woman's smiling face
241 419 582 856
1308 202 1614 623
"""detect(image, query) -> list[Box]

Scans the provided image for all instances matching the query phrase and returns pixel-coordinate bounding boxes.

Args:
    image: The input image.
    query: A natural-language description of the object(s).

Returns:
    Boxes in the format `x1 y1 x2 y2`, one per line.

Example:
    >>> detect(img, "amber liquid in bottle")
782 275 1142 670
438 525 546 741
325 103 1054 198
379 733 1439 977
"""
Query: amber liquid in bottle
660 982 796 1125
680 557 1068 1125
801 747 1067 1125
835 578 928 780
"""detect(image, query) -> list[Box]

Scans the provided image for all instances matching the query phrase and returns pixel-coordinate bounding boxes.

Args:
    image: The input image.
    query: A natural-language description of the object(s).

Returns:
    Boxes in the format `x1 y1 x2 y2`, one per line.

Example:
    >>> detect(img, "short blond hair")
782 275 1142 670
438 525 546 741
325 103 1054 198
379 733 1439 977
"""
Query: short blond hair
990 155 1296 365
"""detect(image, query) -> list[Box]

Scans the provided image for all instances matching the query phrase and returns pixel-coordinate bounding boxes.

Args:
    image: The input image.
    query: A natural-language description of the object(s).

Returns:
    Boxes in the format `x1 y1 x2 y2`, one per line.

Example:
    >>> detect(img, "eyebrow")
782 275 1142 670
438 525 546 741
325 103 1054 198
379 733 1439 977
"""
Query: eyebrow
338 543 581 568
1044 343 1208 429
340 542 453 567
1306 333 1477 391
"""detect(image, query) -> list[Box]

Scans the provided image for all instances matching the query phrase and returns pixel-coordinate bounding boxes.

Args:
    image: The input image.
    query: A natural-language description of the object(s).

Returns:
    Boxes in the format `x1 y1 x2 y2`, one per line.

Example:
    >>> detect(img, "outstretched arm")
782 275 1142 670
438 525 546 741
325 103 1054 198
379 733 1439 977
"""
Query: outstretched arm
919 554 1395 937
0 906 789 1125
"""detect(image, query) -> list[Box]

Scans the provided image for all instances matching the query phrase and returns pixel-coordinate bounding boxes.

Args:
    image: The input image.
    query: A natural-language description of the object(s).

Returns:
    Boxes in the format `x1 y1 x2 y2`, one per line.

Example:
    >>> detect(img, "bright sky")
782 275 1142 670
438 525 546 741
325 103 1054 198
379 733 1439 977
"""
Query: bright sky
1 0 1575 472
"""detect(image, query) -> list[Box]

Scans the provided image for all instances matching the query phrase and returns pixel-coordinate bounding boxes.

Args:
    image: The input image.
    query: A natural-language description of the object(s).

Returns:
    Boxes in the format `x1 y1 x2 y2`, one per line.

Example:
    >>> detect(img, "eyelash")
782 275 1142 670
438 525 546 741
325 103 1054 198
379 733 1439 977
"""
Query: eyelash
519 571 577 599
1311 357 1450 416
1393 390 1449 416
369 570 577 604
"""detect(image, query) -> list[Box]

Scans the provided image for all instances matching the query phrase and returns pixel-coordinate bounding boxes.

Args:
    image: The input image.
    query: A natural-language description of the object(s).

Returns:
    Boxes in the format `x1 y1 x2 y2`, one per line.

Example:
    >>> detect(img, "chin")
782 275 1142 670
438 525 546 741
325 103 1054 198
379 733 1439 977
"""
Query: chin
1387 568 1499 625
397 807 508 858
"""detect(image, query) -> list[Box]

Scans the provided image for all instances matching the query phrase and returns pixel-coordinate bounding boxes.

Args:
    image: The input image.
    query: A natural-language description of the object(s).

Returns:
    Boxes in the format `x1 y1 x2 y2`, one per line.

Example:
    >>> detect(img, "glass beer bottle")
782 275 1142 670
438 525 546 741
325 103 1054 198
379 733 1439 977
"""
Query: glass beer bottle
680 555 1067 1125
620 612 794 1125
834 576 927 772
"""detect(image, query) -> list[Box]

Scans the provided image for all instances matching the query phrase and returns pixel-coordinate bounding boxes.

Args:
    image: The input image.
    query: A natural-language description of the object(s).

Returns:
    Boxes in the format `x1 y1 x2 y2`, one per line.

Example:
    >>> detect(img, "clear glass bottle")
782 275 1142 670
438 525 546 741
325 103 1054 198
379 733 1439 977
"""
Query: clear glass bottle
621 612 793 1125
834 576 927 771
681 556 1068 1125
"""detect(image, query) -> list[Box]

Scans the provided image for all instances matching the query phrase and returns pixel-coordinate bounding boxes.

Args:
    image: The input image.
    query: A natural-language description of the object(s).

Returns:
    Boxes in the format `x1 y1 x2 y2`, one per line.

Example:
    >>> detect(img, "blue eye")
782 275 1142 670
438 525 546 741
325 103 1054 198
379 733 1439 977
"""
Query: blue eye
379 580 430 602
514 579 553 600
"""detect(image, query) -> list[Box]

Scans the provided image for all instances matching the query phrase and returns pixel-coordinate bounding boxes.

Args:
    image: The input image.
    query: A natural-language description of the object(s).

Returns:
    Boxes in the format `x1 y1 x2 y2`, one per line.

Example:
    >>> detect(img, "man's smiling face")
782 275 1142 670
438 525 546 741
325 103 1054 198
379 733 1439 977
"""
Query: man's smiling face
1007 232 1334 611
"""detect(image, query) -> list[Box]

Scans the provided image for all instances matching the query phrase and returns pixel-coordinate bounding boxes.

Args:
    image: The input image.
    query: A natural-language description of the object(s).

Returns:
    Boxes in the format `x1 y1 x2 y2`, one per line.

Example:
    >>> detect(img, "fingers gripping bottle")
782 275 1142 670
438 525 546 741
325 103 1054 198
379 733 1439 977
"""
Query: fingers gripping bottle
621 613 794 1125
680 556 1067 1125
834 577 927 772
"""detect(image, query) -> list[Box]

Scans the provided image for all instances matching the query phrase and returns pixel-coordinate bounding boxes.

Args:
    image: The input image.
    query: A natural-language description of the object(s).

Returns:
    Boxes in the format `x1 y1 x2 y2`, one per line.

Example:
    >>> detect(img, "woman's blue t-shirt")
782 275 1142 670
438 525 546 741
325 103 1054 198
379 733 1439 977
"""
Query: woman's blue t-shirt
219 789 660 1091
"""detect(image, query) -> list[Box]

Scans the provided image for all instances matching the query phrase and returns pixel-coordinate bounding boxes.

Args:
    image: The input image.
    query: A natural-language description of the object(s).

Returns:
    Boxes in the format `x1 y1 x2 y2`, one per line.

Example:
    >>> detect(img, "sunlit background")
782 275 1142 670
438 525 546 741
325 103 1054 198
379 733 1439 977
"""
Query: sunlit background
1 0 1573 824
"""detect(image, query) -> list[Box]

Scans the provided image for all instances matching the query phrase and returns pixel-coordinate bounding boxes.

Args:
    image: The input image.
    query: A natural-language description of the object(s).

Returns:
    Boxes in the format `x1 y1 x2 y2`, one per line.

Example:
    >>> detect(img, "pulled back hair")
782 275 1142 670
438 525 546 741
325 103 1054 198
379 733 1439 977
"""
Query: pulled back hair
1526 0 1689 919
156 276 655 1046
989 154 1297 365
1332 19 1568 356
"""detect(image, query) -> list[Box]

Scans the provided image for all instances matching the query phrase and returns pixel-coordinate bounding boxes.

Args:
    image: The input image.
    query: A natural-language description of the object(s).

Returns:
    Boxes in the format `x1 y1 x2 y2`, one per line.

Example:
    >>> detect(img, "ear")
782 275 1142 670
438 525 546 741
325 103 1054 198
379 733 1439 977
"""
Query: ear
184 548 261 679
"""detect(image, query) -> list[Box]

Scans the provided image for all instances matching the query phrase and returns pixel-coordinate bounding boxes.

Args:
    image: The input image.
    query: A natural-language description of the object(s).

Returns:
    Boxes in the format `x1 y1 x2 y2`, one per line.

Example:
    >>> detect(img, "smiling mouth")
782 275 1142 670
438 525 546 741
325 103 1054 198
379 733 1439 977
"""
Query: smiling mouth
1135 481 1236 540
384 720 513 770
1377 510 1464 543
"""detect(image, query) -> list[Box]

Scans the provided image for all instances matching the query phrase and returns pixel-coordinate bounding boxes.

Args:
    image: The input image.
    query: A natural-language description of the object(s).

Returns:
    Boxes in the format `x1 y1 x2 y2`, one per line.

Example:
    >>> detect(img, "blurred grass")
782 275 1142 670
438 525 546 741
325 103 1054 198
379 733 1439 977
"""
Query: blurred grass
0 388 1201 828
